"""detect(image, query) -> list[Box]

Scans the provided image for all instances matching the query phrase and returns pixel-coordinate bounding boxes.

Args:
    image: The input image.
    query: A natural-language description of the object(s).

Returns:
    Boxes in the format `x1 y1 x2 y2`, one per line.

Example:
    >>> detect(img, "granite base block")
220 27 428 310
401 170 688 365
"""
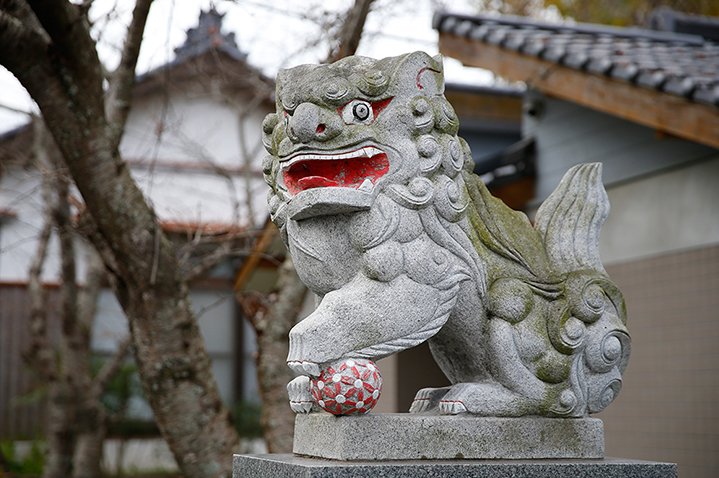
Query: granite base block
233 454 677 478
293 413 604 460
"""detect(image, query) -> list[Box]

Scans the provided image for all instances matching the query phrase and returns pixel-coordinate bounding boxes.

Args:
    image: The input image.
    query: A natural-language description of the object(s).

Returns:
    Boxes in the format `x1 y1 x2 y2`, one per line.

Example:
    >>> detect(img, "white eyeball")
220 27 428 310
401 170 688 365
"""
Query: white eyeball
342 99 373 124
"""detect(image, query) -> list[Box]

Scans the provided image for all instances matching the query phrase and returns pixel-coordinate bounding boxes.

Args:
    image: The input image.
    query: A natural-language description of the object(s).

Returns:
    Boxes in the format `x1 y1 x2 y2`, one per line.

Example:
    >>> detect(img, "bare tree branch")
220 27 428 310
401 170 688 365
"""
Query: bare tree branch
327 0 376 63
106 0 154 148
0 8 47 58
54 165 81 365
26 117 56 379
238 256 306 453
25 0 105 112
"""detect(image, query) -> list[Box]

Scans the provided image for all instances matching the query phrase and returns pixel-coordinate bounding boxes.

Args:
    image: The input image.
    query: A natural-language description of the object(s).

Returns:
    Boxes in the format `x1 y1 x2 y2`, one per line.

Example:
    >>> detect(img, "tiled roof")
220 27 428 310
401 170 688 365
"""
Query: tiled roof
434 12 719 108
174 8 247 63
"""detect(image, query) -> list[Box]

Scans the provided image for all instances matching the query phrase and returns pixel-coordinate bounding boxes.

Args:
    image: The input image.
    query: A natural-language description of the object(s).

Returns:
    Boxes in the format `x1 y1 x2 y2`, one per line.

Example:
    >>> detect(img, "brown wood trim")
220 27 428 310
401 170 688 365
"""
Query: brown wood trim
439 34 719 150
0 281 61 288
233 219 278 291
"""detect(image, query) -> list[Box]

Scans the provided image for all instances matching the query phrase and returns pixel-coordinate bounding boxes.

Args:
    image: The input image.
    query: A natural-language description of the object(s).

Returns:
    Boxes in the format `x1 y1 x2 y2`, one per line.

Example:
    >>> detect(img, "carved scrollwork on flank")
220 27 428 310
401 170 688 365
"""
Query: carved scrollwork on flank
386 177 434 209
547 307 585 356
585 329 630 374
549 356 586 417
566 272 615 323
433 175 468 223
488 278 534 324
586 367 623 413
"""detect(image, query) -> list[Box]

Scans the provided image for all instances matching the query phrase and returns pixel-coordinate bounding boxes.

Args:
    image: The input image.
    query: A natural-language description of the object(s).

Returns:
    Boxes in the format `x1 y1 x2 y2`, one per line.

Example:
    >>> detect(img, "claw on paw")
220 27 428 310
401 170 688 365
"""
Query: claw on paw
409 398 430 413
288 360 321 377
287 376 314 414
439 399 468 415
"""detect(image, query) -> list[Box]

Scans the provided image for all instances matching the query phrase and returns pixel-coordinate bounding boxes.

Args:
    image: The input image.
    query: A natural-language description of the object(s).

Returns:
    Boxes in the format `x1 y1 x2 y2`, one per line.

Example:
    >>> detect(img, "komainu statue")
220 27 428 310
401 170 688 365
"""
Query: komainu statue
261 51 630 418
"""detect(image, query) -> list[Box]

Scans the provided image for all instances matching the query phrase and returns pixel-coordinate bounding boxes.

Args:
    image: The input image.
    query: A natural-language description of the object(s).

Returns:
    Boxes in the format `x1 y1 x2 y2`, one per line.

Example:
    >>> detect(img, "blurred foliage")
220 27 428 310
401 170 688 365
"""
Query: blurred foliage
543 0 719 26
469 0 719 25
231 401 263 438
0 441 44 476
106 419 161 439
470 0 549 17
95 359 144 417
92 357 160 438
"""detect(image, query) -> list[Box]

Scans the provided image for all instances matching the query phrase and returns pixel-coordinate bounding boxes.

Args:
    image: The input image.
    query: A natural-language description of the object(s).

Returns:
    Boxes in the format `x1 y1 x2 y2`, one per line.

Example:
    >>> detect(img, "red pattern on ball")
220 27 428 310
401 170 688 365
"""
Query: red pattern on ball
310 359 382 415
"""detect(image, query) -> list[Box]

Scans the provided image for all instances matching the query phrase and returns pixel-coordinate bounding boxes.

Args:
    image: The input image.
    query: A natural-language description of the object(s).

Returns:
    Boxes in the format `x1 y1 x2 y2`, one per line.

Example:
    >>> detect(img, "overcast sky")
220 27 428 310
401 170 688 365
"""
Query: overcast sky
0 0 514 133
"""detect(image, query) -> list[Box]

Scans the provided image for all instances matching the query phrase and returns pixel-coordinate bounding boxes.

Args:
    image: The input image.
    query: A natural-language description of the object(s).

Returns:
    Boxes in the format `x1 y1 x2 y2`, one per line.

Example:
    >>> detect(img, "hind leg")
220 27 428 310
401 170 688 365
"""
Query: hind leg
409 386 451 413
438 382 540 416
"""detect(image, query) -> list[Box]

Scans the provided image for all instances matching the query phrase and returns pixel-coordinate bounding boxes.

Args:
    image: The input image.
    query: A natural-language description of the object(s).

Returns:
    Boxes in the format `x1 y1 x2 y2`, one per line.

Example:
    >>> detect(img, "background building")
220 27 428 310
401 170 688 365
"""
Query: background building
434 10 719 477
0 9 273 438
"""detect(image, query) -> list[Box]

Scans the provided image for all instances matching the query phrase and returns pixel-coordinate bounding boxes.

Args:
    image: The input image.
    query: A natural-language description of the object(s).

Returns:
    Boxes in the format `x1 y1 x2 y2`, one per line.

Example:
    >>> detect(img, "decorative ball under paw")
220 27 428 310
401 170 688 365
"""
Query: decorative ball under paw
310 358 382 415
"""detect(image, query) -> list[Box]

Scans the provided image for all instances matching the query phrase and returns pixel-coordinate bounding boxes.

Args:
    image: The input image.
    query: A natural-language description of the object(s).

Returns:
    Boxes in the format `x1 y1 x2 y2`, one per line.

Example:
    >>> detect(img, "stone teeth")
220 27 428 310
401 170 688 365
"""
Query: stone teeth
302 361 321 377
358 178 374 192
286 146 383 166
364 147 380 157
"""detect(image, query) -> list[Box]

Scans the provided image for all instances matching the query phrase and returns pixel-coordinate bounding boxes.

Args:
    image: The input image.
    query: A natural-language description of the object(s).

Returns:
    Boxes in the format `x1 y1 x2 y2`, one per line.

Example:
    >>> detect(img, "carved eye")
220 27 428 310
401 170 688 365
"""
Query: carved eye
353 102 370 120
342 99 374 124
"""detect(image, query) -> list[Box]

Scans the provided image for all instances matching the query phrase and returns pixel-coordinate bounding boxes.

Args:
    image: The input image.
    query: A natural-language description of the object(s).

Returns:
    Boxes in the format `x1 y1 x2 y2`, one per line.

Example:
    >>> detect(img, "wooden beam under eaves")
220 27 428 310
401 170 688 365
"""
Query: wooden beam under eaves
233 218 278 292
439 34 719 150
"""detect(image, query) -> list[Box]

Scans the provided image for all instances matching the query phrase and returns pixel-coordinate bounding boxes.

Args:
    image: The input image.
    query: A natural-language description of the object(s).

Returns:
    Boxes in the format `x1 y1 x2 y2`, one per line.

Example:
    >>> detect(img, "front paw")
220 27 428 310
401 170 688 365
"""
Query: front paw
287 376 314 414
288 360 321 377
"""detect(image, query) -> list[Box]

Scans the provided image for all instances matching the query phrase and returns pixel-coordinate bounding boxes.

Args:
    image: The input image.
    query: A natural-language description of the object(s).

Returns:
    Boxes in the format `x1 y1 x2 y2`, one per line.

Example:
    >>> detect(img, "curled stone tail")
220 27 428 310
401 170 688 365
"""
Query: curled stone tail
535 163 609 276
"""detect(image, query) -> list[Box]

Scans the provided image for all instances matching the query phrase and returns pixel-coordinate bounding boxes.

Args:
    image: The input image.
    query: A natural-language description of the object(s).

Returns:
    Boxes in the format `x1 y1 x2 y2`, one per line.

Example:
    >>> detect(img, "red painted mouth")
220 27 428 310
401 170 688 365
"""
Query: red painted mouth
283 147 389 195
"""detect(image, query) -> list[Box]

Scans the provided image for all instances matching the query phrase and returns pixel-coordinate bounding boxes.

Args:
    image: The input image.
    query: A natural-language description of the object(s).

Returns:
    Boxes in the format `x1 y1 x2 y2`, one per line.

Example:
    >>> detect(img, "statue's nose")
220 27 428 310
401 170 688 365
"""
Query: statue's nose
288 103 341 143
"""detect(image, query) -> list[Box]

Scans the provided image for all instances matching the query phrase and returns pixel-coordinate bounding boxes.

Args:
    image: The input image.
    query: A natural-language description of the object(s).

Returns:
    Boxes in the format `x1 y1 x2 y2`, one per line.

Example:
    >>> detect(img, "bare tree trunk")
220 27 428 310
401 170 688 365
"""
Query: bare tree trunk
26 119 81 478
239 257 307 453
25 121 109 478
44 382 78 478
72 251 113 478
328 0 376 63
0 3 241 476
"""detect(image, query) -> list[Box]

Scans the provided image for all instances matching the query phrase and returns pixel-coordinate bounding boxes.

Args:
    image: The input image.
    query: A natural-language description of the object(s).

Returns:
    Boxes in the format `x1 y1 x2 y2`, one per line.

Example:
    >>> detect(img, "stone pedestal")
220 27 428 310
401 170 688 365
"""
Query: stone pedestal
293 413 604 460
233 454 677 478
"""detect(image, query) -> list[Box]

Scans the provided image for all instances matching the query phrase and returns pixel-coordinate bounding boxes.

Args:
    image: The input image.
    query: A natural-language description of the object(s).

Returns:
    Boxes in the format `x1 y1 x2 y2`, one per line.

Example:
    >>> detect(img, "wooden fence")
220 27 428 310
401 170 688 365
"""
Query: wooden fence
0 284 56 439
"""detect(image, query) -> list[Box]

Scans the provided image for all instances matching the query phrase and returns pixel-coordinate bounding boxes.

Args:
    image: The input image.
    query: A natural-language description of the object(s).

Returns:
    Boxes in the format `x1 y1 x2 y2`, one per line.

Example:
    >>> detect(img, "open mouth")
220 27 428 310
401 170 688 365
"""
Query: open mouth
282 146 389 196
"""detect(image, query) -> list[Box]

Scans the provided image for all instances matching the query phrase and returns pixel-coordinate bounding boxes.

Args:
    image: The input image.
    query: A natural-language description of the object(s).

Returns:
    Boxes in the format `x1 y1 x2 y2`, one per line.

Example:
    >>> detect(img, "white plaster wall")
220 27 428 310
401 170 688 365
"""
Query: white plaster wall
0 170 50 281
1 80 270 282
0 170 91 283
131 168 265 225
120 85 269 228
600 156 719 264
121 88 243 166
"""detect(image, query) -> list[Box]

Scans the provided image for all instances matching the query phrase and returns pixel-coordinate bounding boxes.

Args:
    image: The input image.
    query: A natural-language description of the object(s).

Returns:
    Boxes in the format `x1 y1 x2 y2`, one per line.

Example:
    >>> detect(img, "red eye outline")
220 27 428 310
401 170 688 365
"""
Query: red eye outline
337 97 393 123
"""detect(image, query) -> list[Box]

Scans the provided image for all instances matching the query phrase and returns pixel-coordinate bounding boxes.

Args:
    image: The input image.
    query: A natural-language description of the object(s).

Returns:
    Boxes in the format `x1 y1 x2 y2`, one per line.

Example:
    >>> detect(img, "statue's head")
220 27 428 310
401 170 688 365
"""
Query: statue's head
262 51 471 225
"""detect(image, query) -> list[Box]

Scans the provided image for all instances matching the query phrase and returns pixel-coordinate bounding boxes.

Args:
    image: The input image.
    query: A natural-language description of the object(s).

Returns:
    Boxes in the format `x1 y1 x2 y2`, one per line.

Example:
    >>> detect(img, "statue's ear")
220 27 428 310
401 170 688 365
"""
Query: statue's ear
388 51 445 96
276 68 290 111
276 64 316 112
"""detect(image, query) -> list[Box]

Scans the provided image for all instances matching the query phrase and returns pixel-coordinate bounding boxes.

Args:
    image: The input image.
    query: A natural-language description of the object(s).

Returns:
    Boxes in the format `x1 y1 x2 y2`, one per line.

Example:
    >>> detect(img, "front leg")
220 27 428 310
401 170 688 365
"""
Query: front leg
287 272 459 374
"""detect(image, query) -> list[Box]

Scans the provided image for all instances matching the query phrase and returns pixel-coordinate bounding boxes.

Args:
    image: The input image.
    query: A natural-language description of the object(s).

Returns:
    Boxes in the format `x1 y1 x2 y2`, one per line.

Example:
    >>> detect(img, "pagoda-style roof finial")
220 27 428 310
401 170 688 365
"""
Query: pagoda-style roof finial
174 7 246 62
